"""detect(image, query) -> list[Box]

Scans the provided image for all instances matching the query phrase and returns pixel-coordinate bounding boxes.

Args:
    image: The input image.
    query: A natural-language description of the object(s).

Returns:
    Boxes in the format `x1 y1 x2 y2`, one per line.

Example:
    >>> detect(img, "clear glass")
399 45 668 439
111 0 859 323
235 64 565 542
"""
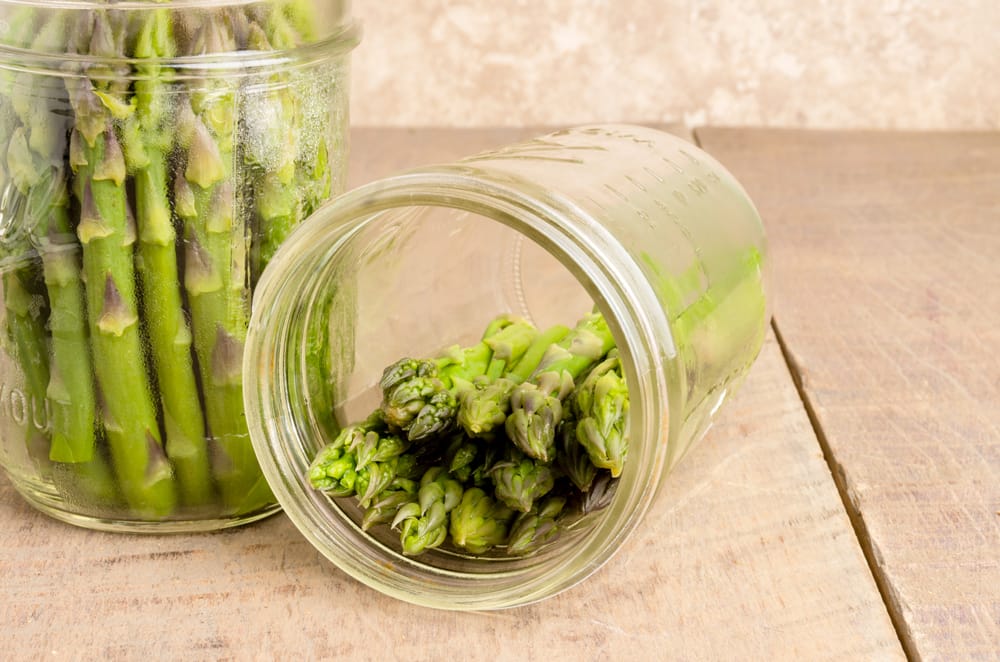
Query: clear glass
245 125 770 609
0 0 358 531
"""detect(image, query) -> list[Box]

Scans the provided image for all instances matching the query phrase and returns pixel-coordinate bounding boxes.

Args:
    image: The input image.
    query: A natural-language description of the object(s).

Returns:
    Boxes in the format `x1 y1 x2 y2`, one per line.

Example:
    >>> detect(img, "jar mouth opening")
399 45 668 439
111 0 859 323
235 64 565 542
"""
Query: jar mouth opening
0 7 360 78
246 169 676 609
4 0 317 7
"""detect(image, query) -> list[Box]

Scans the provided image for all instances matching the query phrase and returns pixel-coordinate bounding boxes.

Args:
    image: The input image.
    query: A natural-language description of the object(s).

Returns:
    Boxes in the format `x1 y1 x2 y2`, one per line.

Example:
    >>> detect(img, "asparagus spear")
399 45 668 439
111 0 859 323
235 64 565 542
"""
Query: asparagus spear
362 477 418 530
391 466 463 556
243 3 343 441
307 443 357 496
275 1 340 221
21 163 97 467
308 416 410 507
574 471 619 516
351 431 410 507
2 9 120 504
556 418 598 493
449 487 515 554
458 323 570 438
505 312 616 462
282 0 320 42
507 495 566 555
466 443 502 488
307 311 629 556
0 261 50 465
242 1 336 278
480 318 540 379
244 8 303 282
488 446 557 513
177 15 271 515
127 8 215 509
379 315 516 439
444 433 479 483
379 359 440 431
572 350 629 477
0 74 49 467
67 11 177 518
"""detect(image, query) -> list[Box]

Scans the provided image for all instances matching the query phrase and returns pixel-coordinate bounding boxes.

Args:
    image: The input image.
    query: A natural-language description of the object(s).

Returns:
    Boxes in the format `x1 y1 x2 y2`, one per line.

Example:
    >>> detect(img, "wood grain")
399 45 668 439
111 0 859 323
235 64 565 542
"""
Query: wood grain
0 127 902 660
696 127 1000 661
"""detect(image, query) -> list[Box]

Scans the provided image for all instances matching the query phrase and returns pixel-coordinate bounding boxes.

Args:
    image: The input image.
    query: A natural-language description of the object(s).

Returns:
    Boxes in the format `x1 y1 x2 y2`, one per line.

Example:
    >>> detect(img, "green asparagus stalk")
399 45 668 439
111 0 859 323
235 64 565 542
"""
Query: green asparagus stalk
488 446 557 513
507 495 566 555
504 372 574 463
391 466 463 556
379 359 440 431
244 8 303 282
444 434 480 483
362 477 418 530
321 410 387 450
449 487 515 554
572 350 628 477
458 323 570 438
574 471 619 516
0 76 49 469
379 315 516 439
177 15 271 515
67 10 177 518
480 318 540 379
128 8 214 509
307 443 357 497
1 262 50 465
505 312 616 462
276 1 339 219
309 438 404 509
556 418 598 493
351 431 410 507
282 0 320 42
308 312 628 556
244 3 342 442
244 0 335 272
308 416 410 507
467 443 502 488
0 6 36 52
24 166 98 466
1 10 121 503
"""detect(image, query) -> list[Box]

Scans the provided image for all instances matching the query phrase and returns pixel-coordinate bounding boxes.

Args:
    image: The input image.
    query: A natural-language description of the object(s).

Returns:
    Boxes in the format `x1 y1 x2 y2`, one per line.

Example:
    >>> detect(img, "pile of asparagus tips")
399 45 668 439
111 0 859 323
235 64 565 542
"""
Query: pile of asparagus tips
0 2 337 519
308 312 630 557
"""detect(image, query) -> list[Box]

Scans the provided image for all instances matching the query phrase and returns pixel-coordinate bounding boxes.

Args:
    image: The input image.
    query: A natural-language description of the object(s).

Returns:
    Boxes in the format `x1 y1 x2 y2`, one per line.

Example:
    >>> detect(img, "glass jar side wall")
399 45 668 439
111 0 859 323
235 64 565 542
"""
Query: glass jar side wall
0 4 353 531
457 126 770 471
246 126 769 608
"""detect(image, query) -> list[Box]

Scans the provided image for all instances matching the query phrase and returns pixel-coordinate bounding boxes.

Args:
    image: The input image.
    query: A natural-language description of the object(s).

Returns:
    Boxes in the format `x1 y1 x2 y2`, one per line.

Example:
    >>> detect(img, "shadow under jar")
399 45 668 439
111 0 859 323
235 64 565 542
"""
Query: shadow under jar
0 0 359 531
245 125 771 609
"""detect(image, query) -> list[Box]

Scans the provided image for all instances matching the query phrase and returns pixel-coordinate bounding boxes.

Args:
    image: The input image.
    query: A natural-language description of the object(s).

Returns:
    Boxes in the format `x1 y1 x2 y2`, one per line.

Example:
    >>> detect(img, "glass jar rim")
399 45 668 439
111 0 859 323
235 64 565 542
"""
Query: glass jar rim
0 0 347 11
244 163 677 609
0 2 361 77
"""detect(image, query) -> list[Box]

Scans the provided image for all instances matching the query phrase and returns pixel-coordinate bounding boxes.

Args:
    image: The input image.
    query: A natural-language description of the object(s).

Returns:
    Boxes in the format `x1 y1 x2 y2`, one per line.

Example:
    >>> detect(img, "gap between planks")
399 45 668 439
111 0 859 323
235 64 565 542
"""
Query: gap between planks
688 123 920 662
688 125 920 661
771 318 918 661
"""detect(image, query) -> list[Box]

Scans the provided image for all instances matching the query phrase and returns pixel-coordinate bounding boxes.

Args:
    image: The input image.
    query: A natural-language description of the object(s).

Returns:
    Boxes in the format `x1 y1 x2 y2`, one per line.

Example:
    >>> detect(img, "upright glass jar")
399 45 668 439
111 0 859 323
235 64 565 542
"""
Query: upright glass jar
245 125 771 609
0 0 359 531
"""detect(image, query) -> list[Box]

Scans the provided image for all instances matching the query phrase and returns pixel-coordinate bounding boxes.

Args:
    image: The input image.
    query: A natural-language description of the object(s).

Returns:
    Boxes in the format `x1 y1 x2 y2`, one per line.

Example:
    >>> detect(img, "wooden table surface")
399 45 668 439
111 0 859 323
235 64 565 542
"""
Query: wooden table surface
1 126 997 661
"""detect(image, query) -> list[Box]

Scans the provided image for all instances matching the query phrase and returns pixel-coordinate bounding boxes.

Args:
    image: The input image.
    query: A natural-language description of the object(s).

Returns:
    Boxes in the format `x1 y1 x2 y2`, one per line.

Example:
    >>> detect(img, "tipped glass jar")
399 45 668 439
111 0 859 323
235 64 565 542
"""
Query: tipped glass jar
245 125 771 609
0 1 359 531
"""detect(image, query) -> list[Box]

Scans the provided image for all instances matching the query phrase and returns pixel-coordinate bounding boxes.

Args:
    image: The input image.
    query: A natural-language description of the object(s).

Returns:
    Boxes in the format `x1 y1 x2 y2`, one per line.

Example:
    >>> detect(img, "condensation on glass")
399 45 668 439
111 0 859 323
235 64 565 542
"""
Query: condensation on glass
0 0 358 531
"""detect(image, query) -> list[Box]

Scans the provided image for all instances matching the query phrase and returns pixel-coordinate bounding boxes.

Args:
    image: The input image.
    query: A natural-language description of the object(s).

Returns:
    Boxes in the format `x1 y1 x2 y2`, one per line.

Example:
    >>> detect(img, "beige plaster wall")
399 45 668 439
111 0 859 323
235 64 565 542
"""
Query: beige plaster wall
349 1 998 129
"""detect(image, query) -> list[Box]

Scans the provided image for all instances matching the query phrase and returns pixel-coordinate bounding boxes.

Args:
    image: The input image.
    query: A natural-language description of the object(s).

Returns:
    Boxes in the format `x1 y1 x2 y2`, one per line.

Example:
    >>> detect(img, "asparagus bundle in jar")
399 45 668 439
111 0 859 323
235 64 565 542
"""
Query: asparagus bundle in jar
0 0 358 530
308 312 631 558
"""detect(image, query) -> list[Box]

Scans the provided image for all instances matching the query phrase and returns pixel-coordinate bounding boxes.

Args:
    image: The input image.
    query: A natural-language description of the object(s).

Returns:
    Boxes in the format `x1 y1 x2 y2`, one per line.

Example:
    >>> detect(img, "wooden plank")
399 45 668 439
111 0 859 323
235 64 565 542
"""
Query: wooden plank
0 127 902 660
696 127 1000 661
